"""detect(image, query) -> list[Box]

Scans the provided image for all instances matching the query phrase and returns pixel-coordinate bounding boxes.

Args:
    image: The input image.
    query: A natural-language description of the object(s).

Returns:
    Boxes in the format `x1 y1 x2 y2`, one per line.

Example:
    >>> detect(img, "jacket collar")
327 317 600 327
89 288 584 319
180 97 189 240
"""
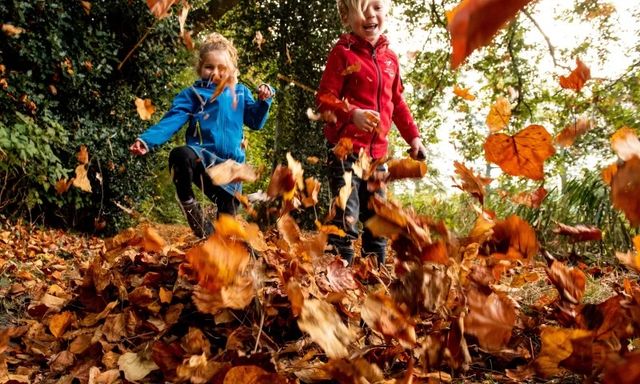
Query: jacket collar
337 33 389 53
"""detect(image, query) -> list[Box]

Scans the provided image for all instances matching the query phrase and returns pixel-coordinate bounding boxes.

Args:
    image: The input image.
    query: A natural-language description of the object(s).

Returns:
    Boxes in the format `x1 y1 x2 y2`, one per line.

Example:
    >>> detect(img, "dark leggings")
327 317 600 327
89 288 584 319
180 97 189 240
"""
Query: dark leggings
327 150 387 265
168 146 238 215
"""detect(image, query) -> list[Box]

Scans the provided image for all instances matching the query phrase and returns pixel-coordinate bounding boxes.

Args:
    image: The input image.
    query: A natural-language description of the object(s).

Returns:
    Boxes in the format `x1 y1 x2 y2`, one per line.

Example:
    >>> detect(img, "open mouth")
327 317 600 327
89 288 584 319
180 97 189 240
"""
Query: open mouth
363 23 378 31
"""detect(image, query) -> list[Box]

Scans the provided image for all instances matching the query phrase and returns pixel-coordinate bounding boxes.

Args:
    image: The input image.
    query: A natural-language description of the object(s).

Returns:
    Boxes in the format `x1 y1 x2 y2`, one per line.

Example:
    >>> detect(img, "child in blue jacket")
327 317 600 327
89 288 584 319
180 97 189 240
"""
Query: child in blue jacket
130 33 274 238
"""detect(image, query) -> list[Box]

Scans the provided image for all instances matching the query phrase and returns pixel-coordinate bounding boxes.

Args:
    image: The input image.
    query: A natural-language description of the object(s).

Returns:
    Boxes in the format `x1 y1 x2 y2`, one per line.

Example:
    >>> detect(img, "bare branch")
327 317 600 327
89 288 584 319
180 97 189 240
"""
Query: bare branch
522 9 570 71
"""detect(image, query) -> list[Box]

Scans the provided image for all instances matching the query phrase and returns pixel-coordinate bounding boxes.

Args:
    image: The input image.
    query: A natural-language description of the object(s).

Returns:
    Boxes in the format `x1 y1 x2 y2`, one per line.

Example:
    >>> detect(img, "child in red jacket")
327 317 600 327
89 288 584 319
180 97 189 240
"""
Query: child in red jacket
316 0 427 265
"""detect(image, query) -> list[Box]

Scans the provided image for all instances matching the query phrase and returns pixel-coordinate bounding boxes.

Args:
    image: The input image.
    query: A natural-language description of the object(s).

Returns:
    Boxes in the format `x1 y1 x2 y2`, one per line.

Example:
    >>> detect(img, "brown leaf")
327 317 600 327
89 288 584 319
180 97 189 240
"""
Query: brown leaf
55 178 73 195
48 311 75 338
465 288 516 351
553 223 602 242
325 258 359 292
146 0 178 19
603 351 640 384
176 354 225 383
611 157 640 226
616 235 640 272
533 327 592 377
72 164 92 192
302 177 321 208
611 126 640 161
559 58 591 92
546 260 586 304
555 118 593 147
141 226 166 253
387 158 427 181
361 291 416 347
181 327 211 356
1 23 25 37
118 352 159 381
297 299 356 359
77 145 89 164
452 161 492 203
510 186 548 208
447 0 534 69
206 159 257 185
333 137 354 161
491 215 538 261
266 165 296 199
484 125 555 180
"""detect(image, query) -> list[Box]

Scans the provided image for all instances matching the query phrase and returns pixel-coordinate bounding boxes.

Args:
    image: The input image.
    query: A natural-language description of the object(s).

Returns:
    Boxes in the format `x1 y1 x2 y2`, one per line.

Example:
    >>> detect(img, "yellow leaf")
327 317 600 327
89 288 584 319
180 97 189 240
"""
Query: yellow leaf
486 97 511 132
135 97 155 120
72 164 92 192
2 24 25 37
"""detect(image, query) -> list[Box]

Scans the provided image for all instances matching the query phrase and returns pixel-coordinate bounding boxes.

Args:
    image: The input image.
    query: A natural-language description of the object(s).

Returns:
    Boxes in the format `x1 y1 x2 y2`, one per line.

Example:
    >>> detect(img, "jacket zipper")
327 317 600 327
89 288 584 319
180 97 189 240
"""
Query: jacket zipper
370 47 382 158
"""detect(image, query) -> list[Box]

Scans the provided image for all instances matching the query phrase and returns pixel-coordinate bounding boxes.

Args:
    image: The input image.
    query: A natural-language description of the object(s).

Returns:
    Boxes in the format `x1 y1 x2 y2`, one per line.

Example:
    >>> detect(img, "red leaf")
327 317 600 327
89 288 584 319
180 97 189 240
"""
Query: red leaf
559 58 591 92
553 223 602 242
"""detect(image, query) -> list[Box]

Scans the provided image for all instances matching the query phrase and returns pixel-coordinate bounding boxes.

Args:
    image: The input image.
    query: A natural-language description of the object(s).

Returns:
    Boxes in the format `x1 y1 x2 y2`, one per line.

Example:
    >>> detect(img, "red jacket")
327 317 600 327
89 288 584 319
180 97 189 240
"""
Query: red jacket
316 33 419 159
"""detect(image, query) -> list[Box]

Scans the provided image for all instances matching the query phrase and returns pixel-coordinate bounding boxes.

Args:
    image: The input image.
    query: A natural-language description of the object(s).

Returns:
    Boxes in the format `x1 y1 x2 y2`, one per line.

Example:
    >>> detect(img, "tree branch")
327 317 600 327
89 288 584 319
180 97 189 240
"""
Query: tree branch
522 9 570 71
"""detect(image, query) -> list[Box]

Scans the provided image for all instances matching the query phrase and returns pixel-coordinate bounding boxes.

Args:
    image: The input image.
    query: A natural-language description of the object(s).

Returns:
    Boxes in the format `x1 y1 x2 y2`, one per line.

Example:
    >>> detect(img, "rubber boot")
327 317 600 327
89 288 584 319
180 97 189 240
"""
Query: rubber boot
180 199 213 238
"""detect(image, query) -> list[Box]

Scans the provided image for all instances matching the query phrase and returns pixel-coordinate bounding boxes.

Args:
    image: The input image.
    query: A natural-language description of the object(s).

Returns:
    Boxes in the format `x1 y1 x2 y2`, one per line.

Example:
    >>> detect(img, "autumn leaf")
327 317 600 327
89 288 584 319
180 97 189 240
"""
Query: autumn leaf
611 157 640 226
325 258 359 292
484 124 556 180
616 235 640 272
306 107 337 123
341 61 362 76
453 85 476 101
387 158 427 181
318 92 350 113
546 260 586 304
465 288 517 352
72 164 92 192
611 126 640 161
336 171 353 210
297 299 356 359
361 291 416 347
182 30 194 50
553 223 602 242
533 327 593 378
2 23 25 37
333 137 354 160
510 186 548 208
146 0 178 19
559 58 591 92
555 118 593 147
206 159 257 185
266 165 295 199
302 177 321 208
253 31 265 50
49 311 75 338
55 178 73 195
603 351 640 384
80 1 91 15
452 161 492 203
485 97 511 132
140 226 166 253
601 162 618 186
177 1 190 34
491 215 538 261
447 0 534 69
118 351 159 381
135 97 155 120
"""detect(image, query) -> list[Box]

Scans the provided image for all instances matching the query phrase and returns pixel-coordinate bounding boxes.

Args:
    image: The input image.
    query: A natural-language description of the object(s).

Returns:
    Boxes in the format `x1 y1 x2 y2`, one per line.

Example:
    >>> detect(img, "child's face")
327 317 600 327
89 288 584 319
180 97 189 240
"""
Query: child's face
346 0 388 45
199 50 232 84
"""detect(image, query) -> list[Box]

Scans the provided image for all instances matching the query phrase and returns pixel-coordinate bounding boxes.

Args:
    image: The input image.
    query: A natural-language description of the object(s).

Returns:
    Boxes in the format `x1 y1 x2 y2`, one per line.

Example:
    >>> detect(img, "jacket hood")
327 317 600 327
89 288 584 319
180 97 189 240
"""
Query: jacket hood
336 33 389 52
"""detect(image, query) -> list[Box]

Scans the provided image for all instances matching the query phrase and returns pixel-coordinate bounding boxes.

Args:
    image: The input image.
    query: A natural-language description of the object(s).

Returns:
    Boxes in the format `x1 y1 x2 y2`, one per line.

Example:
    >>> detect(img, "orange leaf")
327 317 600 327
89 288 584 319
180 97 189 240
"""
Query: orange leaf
333 137 354 160
206 159 257 185
616 235 640 272
77 145 89 165
135 97 155 120
341 61 362 76
546 260 586 304
447 0 534 69
80 1 91 15
49 311 75 338
510 186 548 208
141 226 166 253
453 85 476 101
611 157 640 226
533 327 593 378
485 97 511 132
297 299 356 358
318 92 350 114
484 124 555 180
72 164 92 192
302 177 321 208
553 223 602 242
601 162 618 186
452 161 492 203
182 30 194 50
1 23 25 37
266 165 295 199
387 158 427 181
555 118 592 147
146 0 178 19
361 291 416 347
55 178 73 195
611 126 640 161
465 288 516 351
492 215 538 261
559 58 591 92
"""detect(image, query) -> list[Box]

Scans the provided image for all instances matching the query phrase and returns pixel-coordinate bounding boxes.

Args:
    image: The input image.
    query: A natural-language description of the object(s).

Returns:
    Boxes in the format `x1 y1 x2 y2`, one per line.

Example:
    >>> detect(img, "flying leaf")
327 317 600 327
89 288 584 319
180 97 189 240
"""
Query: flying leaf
297 299 356 358
1 23 25 37
611 157 640 226
306 108 337 123
206 159 257 185
72 164 92 192
553 223 602 242
336 172 353 210
253 31 265 50
492 215 538 261
533 327 593 378
453 85 476 101
465 288 517 352
484 124 555 180
387 158 427 181
333 137 354 160
341 61 362 76
546 260 586 304
318 92 350 114
510 186 548 208
80 1 91 15
135 97 155 120
146 0 178 19
361 291 416 347
118 352 159 381
325 258 359 292
486 97 511 132
77 145 89 164
611 126 640 161
141 226 166 253
559 58 591 92
177 1 190 34
55 178 73 195
266 165 295 199
555 118 593 147
302 177 321 208
447 0 534 69
616 235 640 272
452 161 492 203
601 162 618 186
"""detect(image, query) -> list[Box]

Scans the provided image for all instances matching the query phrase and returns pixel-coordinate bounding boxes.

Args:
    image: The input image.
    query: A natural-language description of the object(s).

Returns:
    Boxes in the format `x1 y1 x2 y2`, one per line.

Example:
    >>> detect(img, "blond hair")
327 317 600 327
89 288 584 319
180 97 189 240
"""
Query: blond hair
336 0 390 26
198 33 239 81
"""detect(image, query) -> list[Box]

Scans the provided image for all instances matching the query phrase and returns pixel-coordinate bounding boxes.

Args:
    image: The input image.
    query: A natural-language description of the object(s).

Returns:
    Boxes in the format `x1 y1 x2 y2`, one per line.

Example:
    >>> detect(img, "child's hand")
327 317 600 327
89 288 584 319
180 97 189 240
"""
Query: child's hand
129 139 148 156
353 109 380 133
409 137 427 161
257 84 273 100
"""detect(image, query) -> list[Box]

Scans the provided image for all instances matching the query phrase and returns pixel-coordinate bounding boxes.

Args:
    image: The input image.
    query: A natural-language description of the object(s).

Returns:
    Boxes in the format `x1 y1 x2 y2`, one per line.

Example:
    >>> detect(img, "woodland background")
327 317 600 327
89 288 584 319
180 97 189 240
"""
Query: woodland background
3 1 640 383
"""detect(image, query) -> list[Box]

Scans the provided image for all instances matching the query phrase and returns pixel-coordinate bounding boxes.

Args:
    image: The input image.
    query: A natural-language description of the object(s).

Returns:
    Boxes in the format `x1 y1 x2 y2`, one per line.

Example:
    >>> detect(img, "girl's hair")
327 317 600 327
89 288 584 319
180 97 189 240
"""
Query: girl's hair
336 0 389 26
198 33 239 80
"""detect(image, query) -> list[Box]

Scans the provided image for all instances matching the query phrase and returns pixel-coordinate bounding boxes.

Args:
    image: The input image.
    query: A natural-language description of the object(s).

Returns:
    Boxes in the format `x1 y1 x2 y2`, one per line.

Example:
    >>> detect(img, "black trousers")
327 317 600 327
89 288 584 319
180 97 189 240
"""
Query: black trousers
327 150 387 265
168 146 238 216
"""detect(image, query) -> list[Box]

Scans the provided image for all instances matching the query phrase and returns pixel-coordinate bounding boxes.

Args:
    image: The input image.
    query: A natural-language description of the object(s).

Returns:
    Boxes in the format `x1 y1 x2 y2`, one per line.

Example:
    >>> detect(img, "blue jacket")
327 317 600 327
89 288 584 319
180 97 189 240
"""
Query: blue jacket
138 80 273 195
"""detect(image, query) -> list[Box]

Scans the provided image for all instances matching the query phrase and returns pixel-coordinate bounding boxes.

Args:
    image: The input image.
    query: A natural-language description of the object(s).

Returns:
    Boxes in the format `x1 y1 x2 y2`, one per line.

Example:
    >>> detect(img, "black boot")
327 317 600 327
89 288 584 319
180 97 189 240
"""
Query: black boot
180 199 213 238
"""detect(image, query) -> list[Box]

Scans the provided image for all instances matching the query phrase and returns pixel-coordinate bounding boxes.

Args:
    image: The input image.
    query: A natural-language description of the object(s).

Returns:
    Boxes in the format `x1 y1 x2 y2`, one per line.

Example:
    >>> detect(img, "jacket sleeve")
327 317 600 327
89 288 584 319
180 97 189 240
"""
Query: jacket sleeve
316 45 356 122
243 84 273 130
390 60 420 144
138 89 193 151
